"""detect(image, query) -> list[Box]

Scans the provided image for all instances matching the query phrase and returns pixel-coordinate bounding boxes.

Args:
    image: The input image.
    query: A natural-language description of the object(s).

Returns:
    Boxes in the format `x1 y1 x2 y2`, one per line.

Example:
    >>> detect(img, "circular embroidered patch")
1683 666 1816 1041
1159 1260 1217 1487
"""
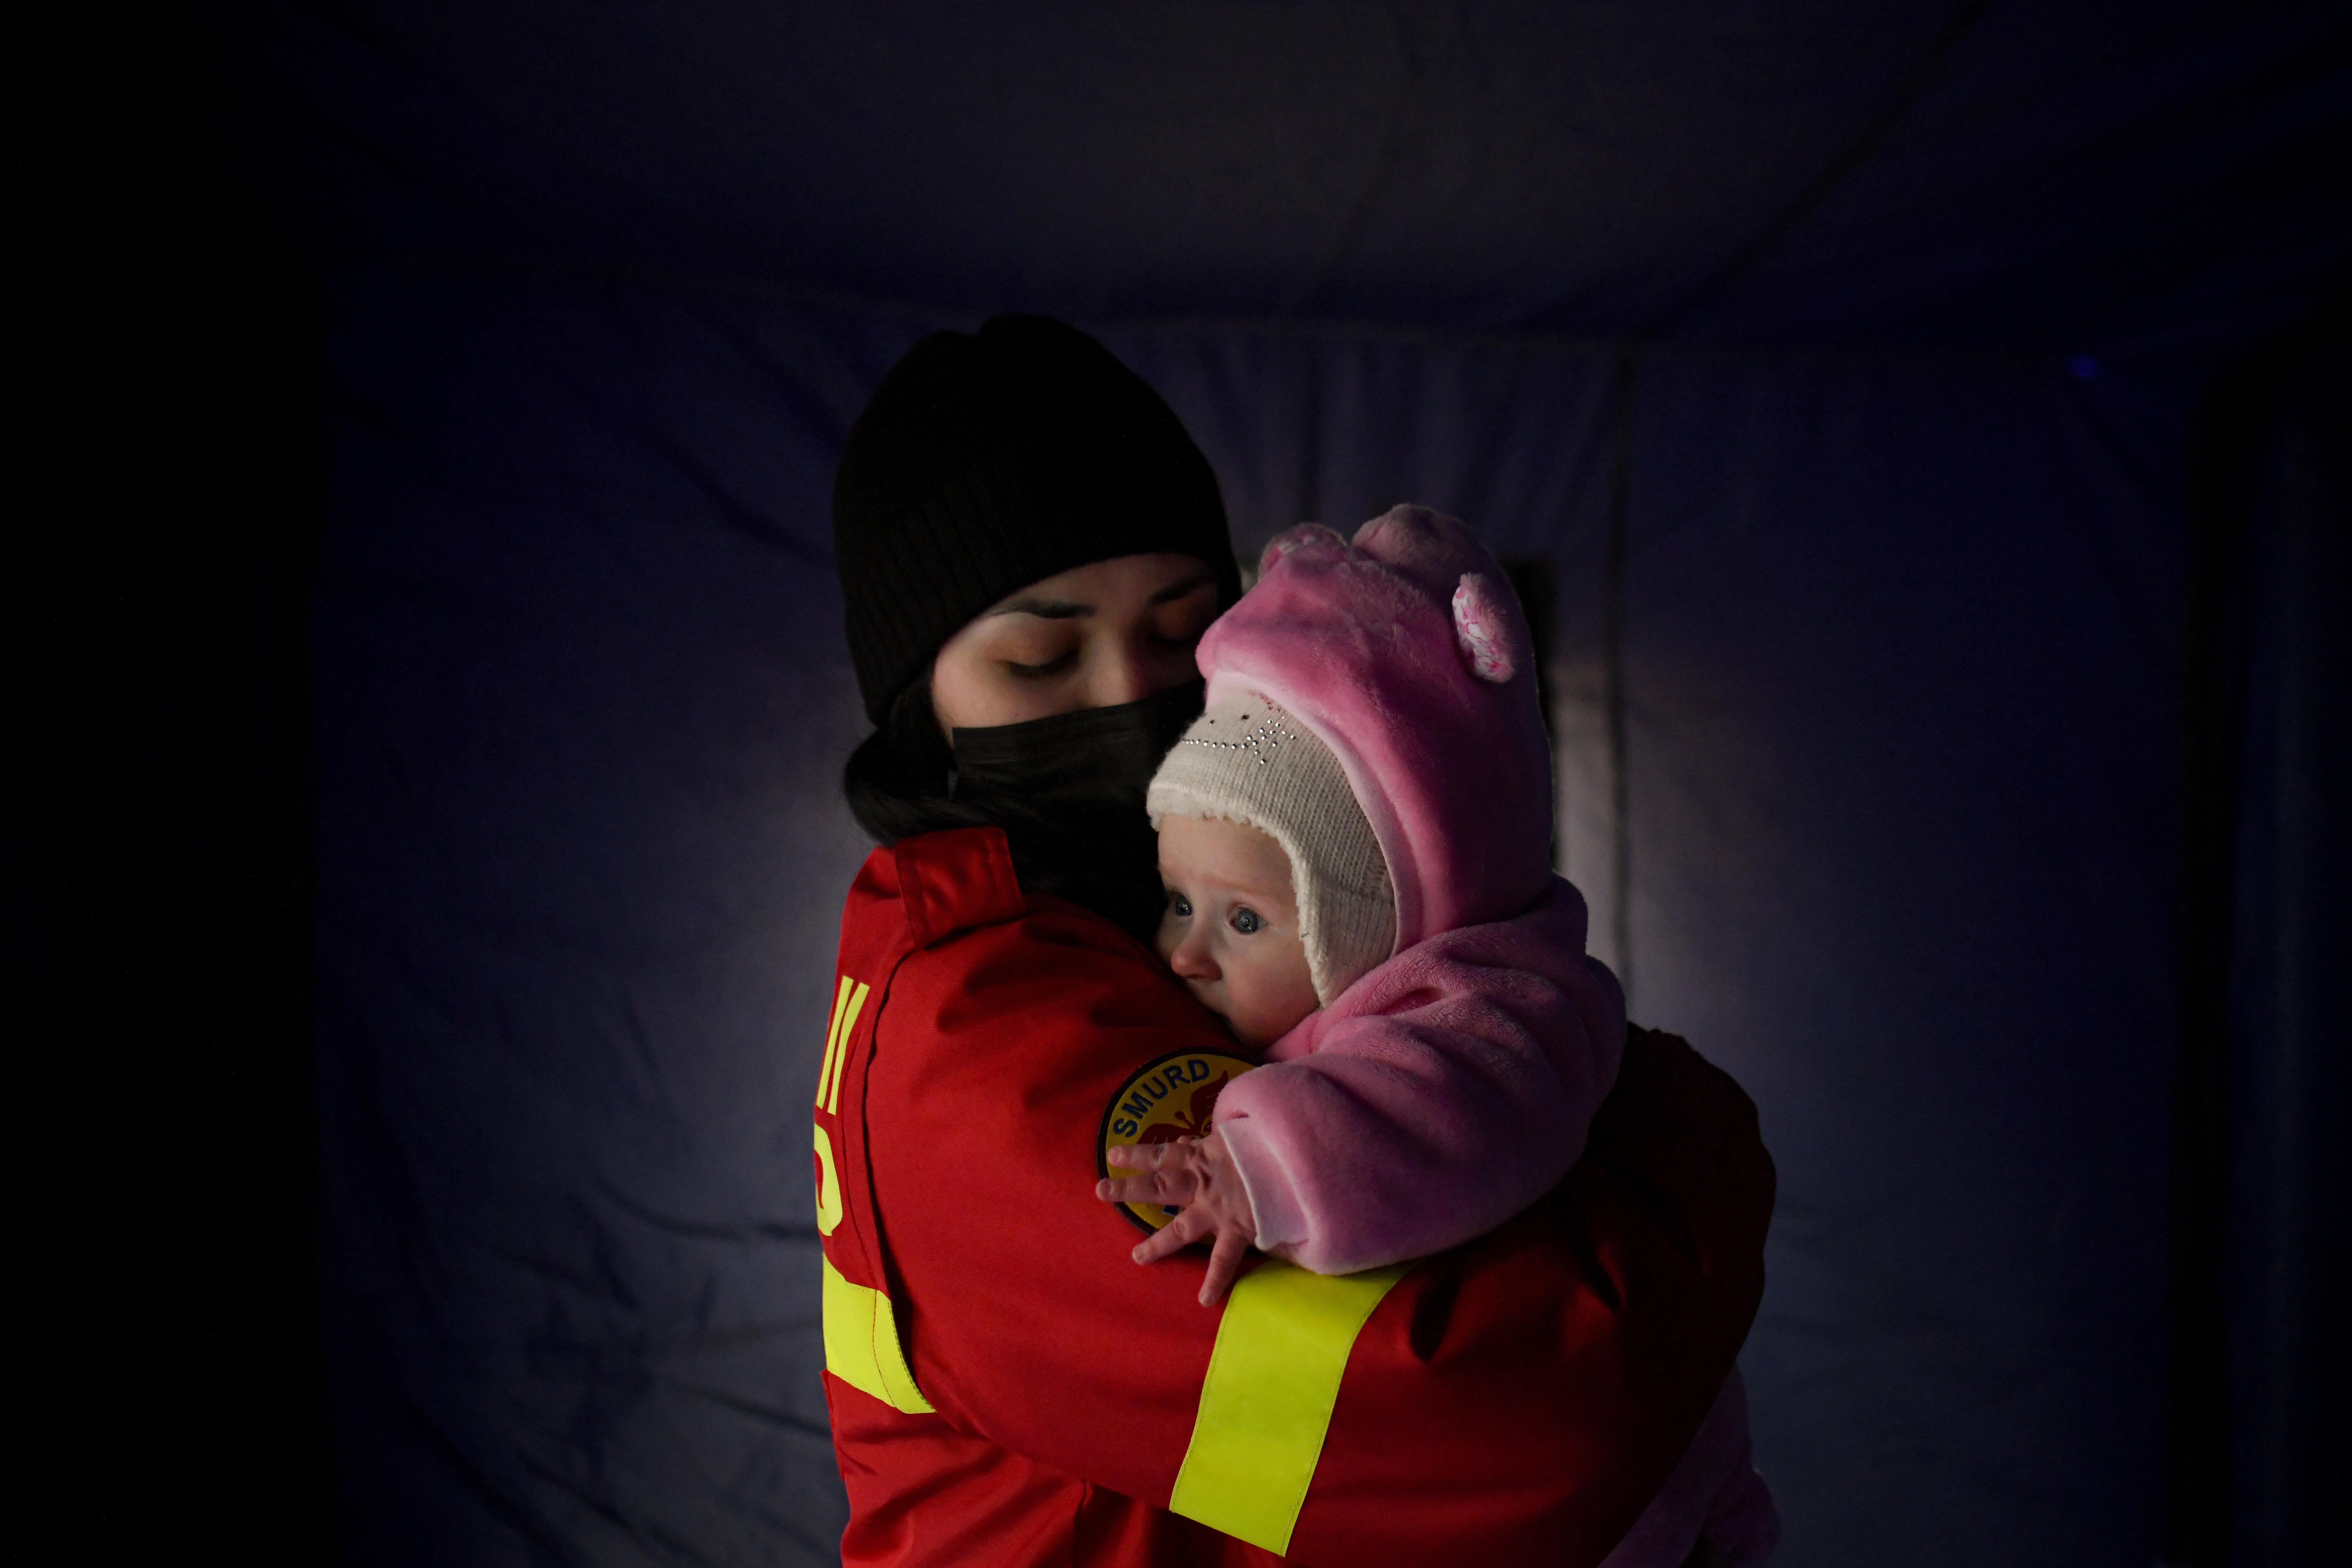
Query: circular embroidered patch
1096 1048 1257 1234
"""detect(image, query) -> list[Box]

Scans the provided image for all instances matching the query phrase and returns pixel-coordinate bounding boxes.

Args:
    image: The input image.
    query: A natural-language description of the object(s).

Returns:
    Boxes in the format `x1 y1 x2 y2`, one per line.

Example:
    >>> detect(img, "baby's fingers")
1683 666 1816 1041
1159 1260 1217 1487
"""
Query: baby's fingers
1095 1166 1201 1206
1198 1227 1251 1307
1105 1139 1188 1170
1130 1213 1207 1266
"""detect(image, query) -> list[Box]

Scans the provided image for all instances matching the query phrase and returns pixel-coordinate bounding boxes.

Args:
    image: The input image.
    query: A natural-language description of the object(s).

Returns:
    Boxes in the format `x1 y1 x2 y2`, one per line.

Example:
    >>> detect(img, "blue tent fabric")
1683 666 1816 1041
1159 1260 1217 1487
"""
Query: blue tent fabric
2213 348 2348 1568
227 2 2346 346
310 270 906 1564
1604 356 2187 1555
207 3 2350 1564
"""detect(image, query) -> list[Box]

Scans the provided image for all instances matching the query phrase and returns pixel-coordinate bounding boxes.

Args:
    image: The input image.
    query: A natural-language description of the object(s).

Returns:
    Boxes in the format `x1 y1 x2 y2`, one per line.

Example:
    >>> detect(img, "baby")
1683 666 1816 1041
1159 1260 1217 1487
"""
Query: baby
1097 506 1777 1568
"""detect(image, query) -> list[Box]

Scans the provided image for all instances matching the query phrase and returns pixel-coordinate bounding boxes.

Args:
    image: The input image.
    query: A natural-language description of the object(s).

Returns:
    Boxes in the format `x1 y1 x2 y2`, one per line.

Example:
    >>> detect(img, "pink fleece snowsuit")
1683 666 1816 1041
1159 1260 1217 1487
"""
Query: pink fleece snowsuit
1193 506 1776 1568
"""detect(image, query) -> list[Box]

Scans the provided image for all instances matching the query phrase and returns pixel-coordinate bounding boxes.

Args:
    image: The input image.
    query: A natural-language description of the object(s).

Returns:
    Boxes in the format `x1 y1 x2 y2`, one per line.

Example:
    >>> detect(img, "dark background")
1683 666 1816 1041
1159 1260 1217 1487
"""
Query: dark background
89 4 2345 1565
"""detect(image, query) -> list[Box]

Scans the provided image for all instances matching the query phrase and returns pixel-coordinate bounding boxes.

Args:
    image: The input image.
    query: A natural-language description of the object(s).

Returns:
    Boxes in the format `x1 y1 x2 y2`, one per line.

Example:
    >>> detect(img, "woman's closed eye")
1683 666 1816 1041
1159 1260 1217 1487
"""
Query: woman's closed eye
1150 585 1219 647
1005 648 1079 677
1150 615 1213 651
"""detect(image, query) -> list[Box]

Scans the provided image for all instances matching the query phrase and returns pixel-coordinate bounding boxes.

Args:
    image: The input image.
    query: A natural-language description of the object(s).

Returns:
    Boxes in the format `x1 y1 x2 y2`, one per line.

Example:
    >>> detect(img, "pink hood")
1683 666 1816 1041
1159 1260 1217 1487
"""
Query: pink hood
1195 505 1555 952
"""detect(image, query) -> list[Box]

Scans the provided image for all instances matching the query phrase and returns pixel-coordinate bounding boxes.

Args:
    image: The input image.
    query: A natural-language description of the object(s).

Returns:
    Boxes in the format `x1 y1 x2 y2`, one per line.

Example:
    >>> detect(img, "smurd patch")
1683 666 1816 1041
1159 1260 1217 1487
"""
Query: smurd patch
1097 1048 1256 1234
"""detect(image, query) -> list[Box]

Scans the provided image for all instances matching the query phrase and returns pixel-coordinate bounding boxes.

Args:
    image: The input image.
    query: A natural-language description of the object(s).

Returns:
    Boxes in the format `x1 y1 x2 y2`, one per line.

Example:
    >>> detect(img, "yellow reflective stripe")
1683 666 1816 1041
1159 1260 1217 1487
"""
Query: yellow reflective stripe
822 1256 934 1415
815 976 855 1110
812 1123 843 1235
1167 1260 1412 1554
825 983 869 1116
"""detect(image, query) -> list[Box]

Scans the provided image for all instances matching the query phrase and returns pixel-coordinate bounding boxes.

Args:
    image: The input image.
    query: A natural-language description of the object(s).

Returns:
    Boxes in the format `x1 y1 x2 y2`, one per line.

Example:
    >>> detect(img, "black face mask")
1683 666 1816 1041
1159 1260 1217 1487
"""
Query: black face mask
949 678 1205 944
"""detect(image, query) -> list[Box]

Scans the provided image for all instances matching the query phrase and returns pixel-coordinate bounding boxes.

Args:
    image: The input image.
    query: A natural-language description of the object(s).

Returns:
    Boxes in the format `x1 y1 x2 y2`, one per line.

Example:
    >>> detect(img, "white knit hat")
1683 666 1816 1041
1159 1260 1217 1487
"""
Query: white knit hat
1146 690 1395 1004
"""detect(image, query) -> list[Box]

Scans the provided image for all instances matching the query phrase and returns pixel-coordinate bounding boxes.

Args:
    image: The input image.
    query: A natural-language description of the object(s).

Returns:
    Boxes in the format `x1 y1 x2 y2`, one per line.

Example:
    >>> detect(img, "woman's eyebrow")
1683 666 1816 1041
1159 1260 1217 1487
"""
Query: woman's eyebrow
987 596 1089 619
987 569 1214 619
1147 570 1217 605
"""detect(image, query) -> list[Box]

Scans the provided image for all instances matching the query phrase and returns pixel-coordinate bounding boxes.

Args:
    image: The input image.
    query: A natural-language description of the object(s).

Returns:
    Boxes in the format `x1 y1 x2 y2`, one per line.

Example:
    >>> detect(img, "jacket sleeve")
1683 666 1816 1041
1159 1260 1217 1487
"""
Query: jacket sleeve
1212 914 1627 1275
858 903 1771 1568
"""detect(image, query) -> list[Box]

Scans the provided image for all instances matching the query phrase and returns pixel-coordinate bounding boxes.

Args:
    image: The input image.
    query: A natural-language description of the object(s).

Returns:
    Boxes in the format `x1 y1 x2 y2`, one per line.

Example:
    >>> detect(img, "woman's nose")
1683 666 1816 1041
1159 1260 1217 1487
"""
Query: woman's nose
1086 630 1195 710
1084 645 1156 709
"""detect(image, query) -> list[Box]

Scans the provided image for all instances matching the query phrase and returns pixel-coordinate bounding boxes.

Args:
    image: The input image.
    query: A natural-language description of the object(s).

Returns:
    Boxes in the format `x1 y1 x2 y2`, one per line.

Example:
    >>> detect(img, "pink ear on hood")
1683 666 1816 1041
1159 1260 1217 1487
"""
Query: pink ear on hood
1451 573 1521 683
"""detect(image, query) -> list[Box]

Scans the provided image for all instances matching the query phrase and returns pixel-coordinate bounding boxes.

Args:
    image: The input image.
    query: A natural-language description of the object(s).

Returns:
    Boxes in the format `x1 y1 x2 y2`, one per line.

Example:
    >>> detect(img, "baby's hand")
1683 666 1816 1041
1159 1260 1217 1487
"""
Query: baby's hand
1097 1128 1258 1306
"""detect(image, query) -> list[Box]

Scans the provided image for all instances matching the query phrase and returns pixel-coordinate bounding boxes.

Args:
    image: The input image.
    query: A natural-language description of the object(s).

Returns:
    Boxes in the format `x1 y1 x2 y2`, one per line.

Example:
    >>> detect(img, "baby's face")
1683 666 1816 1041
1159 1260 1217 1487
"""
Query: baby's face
1154 815 1321 1049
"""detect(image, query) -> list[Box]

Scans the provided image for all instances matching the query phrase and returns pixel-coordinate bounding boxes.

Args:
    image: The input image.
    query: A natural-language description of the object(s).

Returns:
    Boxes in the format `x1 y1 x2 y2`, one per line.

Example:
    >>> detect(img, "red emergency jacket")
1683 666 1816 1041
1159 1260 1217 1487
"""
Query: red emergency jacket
814 827 1773 1567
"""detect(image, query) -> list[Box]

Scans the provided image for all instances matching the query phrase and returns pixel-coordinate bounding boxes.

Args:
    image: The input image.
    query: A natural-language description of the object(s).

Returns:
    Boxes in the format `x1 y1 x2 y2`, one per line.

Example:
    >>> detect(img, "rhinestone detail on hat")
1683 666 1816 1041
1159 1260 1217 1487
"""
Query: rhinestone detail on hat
1180 706 1297 767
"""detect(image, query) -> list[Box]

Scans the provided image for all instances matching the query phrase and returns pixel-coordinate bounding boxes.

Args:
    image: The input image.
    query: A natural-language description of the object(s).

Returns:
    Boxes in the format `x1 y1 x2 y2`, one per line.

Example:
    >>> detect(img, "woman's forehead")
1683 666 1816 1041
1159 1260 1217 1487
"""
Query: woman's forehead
983 552 1215 618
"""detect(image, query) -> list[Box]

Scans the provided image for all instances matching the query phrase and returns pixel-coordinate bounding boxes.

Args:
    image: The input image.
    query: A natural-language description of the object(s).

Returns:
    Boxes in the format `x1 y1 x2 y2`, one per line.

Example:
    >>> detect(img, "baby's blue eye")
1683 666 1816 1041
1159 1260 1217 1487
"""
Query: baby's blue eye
1229 907 1263 935
1168 891 1193 918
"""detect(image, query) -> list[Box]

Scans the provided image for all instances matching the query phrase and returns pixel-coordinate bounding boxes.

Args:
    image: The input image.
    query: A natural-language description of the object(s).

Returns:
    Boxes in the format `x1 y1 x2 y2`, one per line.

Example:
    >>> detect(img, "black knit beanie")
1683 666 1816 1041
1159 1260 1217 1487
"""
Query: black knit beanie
833 315 1240 723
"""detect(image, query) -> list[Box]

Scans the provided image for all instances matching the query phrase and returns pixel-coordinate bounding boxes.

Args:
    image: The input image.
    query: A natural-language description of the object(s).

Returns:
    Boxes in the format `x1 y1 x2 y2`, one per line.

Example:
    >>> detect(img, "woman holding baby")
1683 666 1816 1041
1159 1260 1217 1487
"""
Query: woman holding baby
811 315 1776 1567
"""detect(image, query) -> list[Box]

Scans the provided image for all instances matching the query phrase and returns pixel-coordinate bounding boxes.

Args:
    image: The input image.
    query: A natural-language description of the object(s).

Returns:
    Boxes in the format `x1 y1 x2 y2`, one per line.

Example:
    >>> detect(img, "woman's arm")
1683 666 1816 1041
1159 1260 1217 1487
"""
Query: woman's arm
854 897 1769 1566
